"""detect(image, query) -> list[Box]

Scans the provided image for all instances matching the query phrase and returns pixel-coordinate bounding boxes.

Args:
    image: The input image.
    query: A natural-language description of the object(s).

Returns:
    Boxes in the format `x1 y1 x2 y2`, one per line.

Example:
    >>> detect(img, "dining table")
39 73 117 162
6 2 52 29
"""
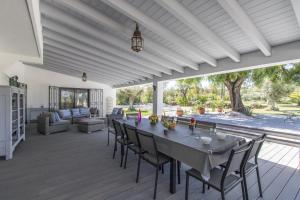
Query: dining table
119 118 244 194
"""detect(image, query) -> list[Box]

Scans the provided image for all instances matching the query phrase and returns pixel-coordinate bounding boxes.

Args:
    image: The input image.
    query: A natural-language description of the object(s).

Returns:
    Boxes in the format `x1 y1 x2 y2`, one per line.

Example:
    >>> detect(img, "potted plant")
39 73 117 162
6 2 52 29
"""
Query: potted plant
195 96 208 115
216 100 224 113
176 107 184 116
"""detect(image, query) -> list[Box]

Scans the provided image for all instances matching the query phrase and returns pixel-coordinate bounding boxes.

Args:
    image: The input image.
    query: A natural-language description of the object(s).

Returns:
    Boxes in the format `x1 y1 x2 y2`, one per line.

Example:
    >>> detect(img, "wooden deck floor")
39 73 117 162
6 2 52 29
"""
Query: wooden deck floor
0 125 299 200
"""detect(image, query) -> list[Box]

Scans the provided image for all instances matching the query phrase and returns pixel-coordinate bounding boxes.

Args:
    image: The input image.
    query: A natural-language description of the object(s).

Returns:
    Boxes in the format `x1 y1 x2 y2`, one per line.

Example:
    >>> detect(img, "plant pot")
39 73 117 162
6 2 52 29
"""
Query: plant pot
217 107 223 113
176 109 184 117
198 107 205 115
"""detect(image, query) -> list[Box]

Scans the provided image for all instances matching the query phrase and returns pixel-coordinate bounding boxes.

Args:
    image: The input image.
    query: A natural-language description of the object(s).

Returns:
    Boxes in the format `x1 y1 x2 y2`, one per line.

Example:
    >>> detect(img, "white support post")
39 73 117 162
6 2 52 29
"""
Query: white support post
152 80 163 116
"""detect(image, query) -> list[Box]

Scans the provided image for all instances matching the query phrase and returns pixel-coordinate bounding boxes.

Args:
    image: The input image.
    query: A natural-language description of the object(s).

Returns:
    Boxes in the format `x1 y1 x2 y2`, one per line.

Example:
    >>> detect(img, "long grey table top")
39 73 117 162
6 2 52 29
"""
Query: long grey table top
120 118 243 179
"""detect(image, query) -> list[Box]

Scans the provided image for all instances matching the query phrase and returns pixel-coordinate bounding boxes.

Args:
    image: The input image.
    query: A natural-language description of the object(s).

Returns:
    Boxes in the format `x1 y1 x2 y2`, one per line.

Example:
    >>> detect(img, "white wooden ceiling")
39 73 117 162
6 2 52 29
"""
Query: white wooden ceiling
38 0 300 86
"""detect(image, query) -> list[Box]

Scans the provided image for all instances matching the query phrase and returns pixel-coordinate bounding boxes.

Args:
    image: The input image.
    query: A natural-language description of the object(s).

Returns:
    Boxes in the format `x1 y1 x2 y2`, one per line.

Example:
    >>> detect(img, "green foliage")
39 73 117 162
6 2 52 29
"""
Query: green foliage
289 91 300 105
242 106 253 116
263 80 294 110
116 85 152 109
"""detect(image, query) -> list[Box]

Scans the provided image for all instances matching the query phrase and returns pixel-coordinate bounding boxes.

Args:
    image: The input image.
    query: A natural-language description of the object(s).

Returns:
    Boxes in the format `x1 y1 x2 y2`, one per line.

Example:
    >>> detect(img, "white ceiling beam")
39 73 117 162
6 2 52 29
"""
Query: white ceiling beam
42 32 162 77
217 0 271 56
30 63 118 85
44 40 153 80
44 50 144 81
44 56 136 82
44 50 145 81
291 0 300 28
40 4 174 75
44 59 132 84
43 36 154 79
44 19 173 75
55 0 199 70
102 0 216 66
155 0 240 62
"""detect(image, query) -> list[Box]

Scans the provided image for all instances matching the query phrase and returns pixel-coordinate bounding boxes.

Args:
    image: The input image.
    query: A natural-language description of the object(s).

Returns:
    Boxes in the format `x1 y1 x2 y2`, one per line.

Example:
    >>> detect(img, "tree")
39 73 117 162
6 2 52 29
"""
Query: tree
140 86 153 104
208 64 298 113
263 80 294 109
117 86 143 110
209 71 249 112
176 78 202 106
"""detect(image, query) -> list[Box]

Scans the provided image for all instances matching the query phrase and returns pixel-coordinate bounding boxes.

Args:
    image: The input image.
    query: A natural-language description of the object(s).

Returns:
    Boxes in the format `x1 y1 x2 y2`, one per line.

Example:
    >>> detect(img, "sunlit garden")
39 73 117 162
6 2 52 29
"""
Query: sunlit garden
117 63 300 120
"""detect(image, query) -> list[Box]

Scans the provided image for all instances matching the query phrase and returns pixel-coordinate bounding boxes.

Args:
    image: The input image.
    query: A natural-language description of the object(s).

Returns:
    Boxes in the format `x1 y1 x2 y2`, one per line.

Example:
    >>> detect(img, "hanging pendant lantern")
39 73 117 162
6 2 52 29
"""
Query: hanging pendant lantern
82 72 87 82
131 22 143 52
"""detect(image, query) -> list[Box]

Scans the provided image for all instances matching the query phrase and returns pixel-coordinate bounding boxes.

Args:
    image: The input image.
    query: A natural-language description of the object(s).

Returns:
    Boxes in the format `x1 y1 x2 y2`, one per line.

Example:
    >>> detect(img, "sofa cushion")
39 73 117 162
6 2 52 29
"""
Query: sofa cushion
49 112 57 123
59 109 72 119
54 112 61 121
80 108 90 116
71 108 81 117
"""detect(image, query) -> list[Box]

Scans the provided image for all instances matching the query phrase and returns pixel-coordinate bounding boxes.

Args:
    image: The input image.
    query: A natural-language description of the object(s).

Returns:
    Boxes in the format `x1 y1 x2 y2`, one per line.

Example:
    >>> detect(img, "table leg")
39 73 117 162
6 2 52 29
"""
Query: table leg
170 157 176 193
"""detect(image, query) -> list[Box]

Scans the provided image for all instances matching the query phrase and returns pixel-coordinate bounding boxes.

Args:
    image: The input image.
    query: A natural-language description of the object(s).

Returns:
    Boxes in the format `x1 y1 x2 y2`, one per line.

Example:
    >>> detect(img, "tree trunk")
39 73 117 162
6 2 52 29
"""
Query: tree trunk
224 77 245 113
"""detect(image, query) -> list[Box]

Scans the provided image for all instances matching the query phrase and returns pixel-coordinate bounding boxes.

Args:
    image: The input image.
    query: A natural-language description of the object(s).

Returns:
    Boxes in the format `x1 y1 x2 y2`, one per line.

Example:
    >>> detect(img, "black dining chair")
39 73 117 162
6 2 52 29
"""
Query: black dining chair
176 117 190 125
135 130 174 199
112 119 126 167
195 120 216 130
242 134 266 200
123 123 143 169
185 141 253 200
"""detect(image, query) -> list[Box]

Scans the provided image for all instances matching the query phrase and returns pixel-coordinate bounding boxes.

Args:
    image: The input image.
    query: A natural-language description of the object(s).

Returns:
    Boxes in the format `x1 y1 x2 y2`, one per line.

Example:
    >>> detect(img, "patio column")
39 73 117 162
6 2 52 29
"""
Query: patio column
153 79 163 115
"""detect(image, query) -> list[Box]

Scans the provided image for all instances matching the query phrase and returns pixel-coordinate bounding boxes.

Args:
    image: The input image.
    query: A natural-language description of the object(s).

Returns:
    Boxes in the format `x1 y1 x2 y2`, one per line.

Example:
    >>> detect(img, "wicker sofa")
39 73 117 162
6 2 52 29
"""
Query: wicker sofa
37 112 70 135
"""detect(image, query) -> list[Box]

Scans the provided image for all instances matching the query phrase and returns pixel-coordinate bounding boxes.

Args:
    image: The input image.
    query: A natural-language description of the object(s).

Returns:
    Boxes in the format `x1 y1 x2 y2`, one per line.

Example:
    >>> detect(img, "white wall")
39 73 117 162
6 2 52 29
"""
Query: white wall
0 61 116 116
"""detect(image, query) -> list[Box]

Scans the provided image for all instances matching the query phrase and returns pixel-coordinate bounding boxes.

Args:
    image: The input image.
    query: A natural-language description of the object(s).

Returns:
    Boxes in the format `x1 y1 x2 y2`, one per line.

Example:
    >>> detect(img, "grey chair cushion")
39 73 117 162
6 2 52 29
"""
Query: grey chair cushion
187 168 240 190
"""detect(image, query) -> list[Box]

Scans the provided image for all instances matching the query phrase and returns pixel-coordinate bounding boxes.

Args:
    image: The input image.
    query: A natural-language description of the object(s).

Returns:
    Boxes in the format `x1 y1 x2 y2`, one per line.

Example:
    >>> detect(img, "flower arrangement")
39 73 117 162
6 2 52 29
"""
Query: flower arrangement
149 115 159 124
162 117 176 130
189 117 196 130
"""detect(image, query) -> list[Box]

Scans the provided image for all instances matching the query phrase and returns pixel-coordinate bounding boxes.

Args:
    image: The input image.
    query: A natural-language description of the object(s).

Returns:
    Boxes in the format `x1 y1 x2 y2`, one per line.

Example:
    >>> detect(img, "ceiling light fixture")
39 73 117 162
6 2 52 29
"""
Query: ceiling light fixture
131 22 143 52
82 72 87 82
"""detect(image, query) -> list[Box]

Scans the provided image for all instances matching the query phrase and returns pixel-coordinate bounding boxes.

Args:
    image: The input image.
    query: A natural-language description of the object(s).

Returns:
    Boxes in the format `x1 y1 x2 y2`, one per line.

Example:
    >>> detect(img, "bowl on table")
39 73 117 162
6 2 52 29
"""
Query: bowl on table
201 136 212 145
216 132 227 140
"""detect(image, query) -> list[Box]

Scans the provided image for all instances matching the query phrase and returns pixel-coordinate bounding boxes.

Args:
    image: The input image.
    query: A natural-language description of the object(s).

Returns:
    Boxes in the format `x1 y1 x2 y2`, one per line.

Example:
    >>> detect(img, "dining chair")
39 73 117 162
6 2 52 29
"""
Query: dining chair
112 119 126 167
176 117 190 125
195 120 216 130
107 116 115 145
135 130 173 199
185 142 253 200
242 134 266 200
123 123 143 169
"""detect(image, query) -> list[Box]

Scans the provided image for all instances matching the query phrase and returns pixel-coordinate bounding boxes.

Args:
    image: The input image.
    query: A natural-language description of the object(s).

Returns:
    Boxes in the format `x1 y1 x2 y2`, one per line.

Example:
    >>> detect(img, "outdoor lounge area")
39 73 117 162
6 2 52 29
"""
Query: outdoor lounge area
1 0 300 200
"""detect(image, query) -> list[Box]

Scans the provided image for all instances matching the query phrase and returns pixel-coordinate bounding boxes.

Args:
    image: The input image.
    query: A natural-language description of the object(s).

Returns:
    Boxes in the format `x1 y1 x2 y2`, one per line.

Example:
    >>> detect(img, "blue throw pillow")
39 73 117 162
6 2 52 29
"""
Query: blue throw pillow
59 109 71 118
50 112 56 123
117 108 123 114
72 108 81 117
112 108 119 115
80 108 90 116
54 112 61 121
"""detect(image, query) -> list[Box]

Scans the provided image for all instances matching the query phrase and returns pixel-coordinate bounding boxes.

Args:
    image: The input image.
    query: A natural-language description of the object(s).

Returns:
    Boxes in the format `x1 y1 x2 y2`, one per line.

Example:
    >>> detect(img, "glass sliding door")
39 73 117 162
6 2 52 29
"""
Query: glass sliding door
75 89 89 108
60 88 75 109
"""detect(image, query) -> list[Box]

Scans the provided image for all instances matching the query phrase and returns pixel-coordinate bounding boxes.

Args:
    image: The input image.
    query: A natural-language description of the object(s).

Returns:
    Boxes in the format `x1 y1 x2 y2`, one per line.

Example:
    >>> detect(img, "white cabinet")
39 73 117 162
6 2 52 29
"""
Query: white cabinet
0 86 26 160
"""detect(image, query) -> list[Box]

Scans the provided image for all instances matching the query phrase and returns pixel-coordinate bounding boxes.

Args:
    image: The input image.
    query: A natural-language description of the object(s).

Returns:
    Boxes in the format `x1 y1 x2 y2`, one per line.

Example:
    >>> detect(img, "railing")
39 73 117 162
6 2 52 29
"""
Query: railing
216 123 300 147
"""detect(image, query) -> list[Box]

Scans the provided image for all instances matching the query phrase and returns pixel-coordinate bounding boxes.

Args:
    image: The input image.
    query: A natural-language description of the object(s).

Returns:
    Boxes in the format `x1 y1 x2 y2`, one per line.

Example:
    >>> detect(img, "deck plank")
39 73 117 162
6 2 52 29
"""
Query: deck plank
0 125 299 200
